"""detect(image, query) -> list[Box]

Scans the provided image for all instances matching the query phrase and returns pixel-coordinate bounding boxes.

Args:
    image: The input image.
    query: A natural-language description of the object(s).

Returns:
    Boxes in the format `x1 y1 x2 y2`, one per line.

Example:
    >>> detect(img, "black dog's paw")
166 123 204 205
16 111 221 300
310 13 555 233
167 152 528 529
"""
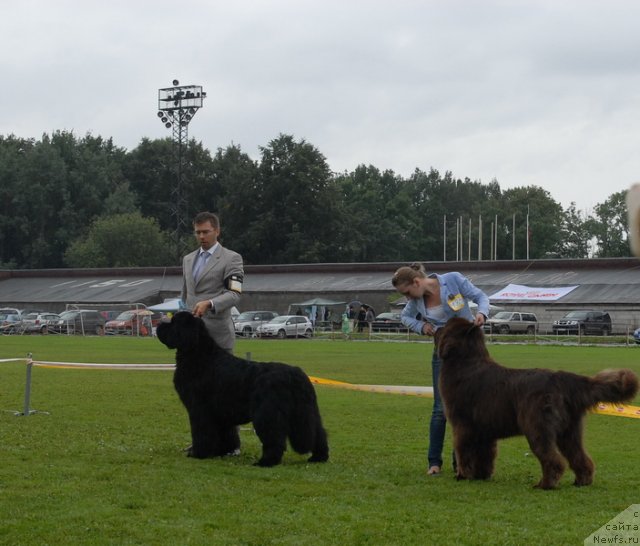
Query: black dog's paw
186 446 213 459
307 453 329 463
254 457 280 467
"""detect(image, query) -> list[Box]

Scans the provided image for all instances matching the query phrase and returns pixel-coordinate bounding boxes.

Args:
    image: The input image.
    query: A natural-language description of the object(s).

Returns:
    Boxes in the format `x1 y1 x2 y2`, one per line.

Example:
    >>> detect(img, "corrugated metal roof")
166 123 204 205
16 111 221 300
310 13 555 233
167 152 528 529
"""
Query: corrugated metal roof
0 258 639 306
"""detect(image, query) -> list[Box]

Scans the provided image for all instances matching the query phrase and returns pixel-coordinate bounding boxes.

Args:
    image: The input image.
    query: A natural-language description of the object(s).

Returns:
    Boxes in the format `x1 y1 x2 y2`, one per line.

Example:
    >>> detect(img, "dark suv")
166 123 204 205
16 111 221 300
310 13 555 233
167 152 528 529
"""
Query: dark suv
49 309 106 335
552 310 612 336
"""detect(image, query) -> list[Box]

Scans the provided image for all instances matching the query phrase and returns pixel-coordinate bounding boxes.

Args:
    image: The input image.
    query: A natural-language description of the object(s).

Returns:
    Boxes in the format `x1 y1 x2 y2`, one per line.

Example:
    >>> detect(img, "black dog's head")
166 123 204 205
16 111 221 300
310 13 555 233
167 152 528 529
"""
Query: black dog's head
156 311 211 351
436 317 488 362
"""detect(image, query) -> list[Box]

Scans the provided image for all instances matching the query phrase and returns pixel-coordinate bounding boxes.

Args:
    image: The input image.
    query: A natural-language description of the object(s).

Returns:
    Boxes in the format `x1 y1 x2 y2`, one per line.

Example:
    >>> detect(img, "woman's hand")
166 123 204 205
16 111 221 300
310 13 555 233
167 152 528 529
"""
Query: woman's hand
474 313 486 327
421 322 436 336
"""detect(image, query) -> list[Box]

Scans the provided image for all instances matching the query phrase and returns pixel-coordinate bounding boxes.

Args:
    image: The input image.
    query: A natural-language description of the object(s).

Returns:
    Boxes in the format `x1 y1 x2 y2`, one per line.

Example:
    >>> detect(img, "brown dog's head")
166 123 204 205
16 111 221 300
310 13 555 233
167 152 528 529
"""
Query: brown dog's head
435 317 488 361
156 311 210 351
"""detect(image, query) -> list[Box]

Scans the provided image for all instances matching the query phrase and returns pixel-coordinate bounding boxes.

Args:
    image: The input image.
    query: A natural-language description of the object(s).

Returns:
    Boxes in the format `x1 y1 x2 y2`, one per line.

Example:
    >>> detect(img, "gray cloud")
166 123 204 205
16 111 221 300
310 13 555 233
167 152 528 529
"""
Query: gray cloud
2 0 640 213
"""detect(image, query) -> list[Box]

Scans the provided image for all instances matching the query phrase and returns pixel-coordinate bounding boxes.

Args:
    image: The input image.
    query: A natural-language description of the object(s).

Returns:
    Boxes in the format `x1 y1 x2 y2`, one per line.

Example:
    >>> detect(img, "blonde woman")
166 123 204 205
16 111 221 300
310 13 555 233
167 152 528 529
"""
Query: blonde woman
392 263 489 476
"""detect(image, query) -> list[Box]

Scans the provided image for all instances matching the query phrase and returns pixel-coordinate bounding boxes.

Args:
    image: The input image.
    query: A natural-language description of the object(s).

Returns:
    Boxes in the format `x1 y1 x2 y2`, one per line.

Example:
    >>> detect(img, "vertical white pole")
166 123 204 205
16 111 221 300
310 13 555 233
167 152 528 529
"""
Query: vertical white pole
443 215 447 261
478 215 482 261
494 214 498 260
512 213 516 260
526 205 530 260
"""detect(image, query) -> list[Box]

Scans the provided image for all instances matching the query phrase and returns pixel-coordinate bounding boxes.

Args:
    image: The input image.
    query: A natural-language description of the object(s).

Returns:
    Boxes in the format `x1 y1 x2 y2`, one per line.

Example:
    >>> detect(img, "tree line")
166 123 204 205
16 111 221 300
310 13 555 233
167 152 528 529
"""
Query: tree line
0 131 631 269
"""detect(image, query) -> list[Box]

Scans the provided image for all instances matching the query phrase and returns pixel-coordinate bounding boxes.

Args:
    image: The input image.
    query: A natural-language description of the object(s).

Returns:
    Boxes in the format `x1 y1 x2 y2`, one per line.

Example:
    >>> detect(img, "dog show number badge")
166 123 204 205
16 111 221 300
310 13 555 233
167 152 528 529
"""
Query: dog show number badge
447 293 465 312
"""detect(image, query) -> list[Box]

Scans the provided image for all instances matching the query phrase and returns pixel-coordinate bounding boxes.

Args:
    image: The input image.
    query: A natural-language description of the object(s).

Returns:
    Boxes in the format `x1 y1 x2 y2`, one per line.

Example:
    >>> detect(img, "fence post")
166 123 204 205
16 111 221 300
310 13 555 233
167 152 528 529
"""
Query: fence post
16 353 49 417
20 353 34 416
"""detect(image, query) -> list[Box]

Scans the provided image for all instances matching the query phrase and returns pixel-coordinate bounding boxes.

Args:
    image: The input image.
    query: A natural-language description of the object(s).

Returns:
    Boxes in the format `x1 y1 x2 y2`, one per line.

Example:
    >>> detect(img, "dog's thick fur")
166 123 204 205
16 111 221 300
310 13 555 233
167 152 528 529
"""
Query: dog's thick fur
157 312 329 467
436 317 638 489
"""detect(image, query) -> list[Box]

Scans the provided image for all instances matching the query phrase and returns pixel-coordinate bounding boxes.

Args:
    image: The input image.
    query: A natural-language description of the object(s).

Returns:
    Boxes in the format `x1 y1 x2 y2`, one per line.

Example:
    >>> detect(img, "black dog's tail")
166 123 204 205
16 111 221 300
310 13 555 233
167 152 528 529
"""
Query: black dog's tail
582 369 639 407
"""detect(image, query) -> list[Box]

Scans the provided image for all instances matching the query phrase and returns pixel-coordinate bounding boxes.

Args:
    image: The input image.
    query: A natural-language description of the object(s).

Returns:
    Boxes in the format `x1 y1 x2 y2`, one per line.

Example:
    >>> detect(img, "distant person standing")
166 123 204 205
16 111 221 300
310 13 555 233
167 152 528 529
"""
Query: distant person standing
365 306 375 331
181 212 244 353
356 306 367 332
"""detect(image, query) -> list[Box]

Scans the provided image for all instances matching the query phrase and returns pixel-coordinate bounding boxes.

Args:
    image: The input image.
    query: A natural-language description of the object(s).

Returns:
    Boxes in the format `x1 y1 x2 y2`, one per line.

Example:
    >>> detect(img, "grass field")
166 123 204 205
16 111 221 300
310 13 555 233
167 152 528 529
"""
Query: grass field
1 336 639 545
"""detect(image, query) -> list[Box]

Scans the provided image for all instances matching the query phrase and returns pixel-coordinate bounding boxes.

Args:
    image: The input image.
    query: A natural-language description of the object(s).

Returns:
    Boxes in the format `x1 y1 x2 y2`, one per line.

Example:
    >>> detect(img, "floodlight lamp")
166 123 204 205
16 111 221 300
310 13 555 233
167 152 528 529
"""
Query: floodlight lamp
157 111 164 118
173 79 179 86
165 122 172 128
161 116 168 123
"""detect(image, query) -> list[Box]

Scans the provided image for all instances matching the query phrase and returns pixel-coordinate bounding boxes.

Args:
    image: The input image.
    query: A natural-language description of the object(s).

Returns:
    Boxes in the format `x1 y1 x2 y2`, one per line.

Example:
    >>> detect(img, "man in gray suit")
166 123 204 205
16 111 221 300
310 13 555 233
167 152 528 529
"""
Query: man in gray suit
181 211 244 353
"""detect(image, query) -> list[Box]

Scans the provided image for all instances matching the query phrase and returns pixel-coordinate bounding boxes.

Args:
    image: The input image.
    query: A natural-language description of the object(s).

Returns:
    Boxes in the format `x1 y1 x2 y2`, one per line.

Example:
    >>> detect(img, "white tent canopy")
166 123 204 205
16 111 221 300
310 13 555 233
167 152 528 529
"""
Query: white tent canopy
288 298 346 324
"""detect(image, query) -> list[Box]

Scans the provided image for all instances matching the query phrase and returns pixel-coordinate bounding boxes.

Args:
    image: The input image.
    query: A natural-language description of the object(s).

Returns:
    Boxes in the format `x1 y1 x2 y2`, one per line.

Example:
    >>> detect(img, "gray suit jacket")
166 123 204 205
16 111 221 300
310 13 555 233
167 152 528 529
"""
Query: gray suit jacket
180 244 244 351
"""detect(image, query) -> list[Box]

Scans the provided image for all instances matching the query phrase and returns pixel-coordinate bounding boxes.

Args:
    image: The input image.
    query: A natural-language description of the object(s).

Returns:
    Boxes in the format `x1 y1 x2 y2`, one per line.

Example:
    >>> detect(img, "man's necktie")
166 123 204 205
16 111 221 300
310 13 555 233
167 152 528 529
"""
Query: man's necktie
192 252 210 281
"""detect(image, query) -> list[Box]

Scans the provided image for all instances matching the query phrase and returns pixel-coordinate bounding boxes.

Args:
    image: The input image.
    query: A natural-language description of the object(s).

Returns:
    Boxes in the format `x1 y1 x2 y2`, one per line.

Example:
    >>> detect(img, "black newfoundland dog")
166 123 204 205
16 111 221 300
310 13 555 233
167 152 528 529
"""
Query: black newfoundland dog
157 312 329 467
436 317 638 489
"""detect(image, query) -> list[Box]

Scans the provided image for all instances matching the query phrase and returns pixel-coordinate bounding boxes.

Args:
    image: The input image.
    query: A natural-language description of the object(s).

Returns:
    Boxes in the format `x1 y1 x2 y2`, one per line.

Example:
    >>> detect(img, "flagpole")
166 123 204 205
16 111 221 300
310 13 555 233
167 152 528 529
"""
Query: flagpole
526 205 530 260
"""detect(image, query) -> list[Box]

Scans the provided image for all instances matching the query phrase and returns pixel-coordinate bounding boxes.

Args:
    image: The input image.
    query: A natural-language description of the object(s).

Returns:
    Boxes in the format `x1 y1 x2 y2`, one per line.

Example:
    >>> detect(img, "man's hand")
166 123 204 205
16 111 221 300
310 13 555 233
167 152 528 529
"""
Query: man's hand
193 300 212 317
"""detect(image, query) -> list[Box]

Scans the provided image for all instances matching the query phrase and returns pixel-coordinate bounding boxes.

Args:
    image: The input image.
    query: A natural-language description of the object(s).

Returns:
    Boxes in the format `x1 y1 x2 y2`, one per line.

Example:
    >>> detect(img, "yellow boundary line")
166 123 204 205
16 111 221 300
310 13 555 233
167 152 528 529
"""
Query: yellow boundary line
4 358 639 419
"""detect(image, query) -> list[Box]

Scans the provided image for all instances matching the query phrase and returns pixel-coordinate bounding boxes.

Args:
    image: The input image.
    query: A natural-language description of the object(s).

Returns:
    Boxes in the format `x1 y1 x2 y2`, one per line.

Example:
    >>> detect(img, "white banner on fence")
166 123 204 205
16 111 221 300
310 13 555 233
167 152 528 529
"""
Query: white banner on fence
489 284 578 301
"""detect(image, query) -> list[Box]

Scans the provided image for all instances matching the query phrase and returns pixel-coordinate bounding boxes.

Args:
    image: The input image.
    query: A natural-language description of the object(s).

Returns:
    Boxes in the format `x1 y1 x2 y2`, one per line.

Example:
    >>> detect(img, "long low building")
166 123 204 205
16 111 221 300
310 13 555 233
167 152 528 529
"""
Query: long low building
1 257 639 332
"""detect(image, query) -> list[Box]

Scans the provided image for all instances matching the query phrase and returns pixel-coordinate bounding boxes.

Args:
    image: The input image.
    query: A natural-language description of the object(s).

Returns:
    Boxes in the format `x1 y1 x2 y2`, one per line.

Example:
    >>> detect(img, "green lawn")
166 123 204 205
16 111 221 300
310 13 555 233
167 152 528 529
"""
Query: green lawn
1 336 639 545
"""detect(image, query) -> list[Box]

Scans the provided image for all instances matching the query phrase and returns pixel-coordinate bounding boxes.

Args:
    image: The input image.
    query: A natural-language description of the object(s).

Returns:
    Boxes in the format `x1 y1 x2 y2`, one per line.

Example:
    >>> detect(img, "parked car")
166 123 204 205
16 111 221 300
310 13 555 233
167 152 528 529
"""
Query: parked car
104 309 161 336
256 315 313 338
49 309 106 335
552 310 612 336
21 312 61 334
371 312 407 332
0 308 23 334
632 328 640 345
234 311 279 337
483 311 538 334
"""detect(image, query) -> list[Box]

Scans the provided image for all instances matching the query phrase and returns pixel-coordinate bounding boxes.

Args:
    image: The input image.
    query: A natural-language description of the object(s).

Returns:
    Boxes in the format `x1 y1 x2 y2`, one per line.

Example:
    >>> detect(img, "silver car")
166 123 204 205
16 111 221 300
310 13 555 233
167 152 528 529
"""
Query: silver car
21 312 61 334
256 315 314 339
0 308 23 334
234 311 279 337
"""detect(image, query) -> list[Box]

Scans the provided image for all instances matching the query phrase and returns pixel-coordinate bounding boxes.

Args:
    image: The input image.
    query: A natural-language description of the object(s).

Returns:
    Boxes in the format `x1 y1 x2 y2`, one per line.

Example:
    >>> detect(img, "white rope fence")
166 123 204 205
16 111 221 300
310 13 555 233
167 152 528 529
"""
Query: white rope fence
4 354 639 419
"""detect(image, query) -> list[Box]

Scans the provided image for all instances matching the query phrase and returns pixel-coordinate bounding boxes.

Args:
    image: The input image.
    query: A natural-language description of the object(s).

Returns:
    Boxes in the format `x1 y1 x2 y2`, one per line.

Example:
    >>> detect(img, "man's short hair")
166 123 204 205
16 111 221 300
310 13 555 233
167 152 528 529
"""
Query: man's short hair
193 211 220 228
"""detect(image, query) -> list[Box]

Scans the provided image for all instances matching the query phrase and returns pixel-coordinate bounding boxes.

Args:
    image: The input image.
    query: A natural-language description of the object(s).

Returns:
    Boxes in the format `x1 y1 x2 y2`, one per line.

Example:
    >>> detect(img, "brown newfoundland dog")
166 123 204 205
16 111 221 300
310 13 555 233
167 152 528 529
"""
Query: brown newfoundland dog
436 317 638 489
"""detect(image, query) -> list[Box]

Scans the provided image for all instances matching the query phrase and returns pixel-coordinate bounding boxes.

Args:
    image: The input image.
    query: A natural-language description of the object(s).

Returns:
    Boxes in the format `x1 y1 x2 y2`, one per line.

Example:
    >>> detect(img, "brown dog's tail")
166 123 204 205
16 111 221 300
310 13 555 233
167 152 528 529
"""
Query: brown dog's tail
588 369 639 406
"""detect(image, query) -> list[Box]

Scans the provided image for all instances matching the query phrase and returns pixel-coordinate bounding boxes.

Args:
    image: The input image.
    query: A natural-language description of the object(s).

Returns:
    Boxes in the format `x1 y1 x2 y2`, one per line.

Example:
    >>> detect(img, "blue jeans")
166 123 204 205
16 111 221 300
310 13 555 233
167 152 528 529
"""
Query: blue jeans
428 347 446 468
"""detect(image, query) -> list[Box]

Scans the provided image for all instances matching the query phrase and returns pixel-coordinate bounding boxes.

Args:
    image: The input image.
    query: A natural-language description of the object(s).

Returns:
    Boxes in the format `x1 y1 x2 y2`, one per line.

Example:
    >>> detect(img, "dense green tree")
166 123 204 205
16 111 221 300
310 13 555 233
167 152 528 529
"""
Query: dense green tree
64 212 173 267
123 137 218 233
557 203 591 258
499 186 564 259
103 181 139 215
0 129 636 268
122 137 174 226
247 134 339 264
334 165 418 262
211 144 261 261
0 131 127 268
403 170 503 262
588 191 630 257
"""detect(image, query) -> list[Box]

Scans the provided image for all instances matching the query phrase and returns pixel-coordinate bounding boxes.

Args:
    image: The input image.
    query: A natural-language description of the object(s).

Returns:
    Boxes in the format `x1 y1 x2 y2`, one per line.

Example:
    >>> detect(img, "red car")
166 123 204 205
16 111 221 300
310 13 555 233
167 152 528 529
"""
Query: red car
104 309 161 336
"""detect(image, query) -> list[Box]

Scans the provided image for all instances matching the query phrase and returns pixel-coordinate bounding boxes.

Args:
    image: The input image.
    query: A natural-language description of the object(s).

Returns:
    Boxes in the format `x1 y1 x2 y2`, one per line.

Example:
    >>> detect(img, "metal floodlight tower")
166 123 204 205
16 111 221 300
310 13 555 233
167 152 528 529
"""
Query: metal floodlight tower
157 79 206 260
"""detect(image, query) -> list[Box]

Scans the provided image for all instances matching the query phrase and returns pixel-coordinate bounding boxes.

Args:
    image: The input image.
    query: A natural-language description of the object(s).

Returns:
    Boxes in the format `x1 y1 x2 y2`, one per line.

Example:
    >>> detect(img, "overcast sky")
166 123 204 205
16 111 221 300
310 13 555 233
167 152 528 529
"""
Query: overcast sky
3 0 640 213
